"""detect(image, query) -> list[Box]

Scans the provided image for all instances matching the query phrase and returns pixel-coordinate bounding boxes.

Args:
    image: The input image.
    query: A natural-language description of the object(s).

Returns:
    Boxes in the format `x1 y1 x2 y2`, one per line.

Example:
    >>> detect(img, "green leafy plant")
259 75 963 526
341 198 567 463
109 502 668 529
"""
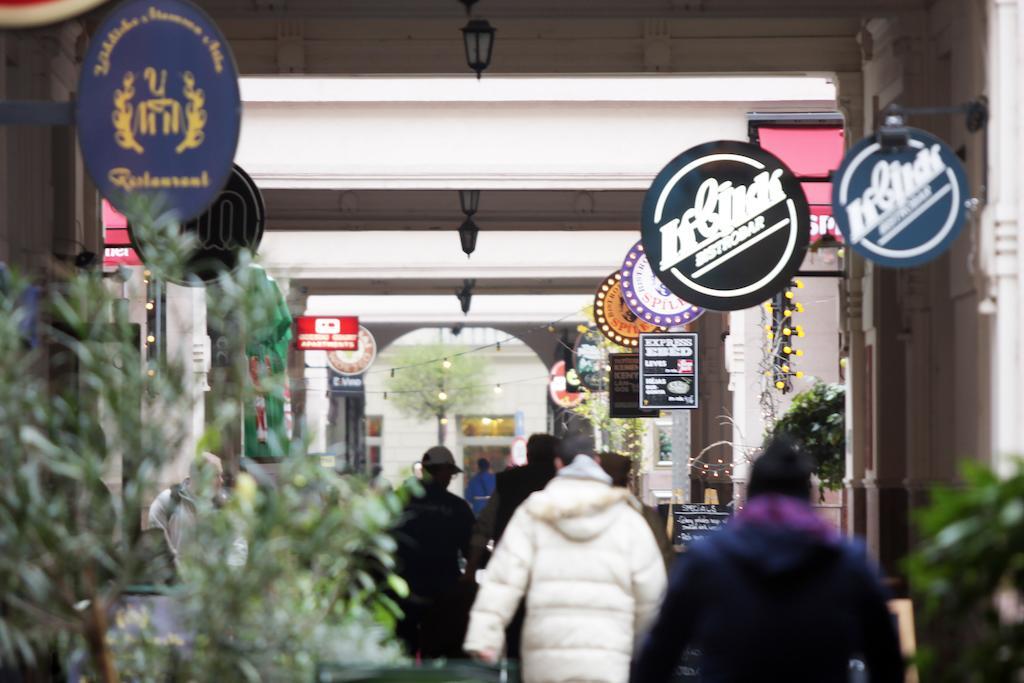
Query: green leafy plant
771 382 845 495
384 343 490 442
905 460 1024 682
0 201 408 682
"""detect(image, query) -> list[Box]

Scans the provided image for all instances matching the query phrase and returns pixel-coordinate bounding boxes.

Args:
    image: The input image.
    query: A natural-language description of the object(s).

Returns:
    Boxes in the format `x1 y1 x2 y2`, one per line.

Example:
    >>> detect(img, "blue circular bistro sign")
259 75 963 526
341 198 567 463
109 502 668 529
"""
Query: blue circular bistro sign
77 0 241 222
832 128 969 267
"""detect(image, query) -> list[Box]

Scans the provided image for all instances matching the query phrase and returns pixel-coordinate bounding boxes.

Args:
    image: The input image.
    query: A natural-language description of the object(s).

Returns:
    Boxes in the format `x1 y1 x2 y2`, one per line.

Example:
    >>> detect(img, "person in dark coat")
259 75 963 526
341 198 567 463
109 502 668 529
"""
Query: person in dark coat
393 446 475 657
598 451 674 570
630 436 905 683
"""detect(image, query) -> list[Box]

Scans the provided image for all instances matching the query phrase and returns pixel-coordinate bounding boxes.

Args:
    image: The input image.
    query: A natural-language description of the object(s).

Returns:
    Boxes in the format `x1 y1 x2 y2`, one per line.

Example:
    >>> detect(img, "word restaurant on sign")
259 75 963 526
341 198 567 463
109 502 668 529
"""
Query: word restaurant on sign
659 169 787 274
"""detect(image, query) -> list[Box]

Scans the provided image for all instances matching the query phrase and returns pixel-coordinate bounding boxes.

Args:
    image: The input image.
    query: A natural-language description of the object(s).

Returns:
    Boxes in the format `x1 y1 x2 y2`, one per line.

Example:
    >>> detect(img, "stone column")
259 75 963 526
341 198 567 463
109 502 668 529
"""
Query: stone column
986 0 1024 475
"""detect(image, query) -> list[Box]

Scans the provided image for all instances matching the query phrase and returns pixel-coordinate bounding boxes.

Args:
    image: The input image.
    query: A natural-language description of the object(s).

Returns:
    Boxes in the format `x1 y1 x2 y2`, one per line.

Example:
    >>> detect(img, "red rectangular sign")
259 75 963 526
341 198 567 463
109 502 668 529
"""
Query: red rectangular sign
295 316 359 351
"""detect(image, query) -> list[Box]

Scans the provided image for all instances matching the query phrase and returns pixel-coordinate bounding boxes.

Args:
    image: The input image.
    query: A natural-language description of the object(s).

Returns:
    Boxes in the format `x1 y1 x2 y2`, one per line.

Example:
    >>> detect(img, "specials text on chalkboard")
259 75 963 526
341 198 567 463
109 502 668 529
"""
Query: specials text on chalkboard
659 503 731 548
639 332 699 410
609 353 659 418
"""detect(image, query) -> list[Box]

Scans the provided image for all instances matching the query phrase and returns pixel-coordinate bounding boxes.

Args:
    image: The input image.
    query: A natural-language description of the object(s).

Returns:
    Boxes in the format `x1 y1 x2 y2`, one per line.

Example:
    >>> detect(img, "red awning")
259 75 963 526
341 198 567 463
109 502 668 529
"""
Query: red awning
102 200 141 269
757 126 845 244
758 126 845 179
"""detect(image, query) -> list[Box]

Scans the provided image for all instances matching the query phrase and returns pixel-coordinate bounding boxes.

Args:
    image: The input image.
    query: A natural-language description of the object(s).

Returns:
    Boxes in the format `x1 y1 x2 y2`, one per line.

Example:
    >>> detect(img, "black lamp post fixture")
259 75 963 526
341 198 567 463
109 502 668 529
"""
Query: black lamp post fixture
458 0 478 15
458 189 481 257
459 217 479 257
459 189 480 216
457 279 476 314
462 19 496 79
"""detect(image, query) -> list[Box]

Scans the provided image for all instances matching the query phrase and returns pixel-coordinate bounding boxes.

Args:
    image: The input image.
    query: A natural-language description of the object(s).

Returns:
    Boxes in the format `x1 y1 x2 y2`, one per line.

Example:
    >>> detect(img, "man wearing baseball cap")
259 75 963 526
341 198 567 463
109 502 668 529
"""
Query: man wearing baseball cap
393 445 475 657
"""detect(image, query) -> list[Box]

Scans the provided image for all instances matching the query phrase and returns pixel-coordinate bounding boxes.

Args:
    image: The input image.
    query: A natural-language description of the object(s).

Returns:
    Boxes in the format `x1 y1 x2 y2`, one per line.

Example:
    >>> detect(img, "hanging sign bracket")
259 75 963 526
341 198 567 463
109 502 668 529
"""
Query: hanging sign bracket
878 98 988 149
0 100 74 126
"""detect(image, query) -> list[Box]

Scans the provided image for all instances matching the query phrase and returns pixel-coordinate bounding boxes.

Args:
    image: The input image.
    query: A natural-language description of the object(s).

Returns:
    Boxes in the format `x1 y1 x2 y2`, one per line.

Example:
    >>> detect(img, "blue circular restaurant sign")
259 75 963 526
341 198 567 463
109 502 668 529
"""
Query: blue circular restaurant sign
832 128 969 267
76 0 241 222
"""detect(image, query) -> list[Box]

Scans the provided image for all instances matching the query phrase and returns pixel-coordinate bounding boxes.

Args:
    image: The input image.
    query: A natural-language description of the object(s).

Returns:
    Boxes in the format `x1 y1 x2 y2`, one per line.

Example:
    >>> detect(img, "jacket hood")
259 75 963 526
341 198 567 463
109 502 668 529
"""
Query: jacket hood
715 495 842 577
524 459 630 541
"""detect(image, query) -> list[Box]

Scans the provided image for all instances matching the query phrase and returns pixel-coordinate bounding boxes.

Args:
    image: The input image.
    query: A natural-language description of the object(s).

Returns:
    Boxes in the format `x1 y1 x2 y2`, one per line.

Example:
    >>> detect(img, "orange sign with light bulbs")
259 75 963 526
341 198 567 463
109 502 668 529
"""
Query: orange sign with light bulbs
593 271 666 347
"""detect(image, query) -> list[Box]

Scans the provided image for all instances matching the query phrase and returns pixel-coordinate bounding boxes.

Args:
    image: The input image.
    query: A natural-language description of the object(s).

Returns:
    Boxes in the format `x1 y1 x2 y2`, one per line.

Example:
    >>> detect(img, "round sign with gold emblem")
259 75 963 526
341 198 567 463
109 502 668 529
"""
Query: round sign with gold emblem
76 0 241 222
594 271 666 347
326 326 377 376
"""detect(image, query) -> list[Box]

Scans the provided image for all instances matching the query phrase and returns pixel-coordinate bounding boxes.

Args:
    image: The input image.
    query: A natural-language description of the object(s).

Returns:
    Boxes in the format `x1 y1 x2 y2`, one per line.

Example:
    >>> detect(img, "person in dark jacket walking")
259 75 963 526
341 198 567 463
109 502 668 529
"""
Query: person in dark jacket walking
393 446 475 657
630 436 904 683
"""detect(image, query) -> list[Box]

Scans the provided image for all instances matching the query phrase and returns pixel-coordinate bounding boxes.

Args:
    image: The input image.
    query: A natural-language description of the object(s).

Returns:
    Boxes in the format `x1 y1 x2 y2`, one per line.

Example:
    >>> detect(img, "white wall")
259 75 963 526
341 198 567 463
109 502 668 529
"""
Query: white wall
237 76 835 191
362 329 549 493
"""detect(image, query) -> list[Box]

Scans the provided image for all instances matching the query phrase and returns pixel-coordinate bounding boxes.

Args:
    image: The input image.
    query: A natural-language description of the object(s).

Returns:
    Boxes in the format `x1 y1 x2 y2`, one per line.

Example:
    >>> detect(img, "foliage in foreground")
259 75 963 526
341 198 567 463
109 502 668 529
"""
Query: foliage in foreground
906 459 1024 683
0 203 408 681
771 382 845 494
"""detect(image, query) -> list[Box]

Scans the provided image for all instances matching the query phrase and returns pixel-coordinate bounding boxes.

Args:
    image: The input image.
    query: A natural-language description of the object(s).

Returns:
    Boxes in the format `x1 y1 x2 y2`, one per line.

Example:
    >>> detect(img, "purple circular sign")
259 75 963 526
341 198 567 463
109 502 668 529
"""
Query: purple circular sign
621 242 704 327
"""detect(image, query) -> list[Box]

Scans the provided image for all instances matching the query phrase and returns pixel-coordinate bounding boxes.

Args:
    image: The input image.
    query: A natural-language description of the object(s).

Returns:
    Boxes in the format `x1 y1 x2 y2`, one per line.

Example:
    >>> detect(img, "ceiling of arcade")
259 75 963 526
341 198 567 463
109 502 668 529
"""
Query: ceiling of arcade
140 0 918 297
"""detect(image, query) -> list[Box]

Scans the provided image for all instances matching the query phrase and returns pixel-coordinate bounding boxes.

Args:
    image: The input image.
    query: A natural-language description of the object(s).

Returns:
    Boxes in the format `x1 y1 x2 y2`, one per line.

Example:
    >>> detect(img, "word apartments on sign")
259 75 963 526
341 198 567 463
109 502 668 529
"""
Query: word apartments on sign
659 169 788 276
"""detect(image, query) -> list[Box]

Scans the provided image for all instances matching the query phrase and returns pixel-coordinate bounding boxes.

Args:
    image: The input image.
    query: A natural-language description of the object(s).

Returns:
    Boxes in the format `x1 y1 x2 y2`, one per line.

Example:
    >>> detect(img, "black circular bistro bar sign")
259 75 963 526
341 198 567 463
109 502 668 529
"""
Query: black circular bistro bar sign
131 163 265 284
640 141 810 311
832 128 969 268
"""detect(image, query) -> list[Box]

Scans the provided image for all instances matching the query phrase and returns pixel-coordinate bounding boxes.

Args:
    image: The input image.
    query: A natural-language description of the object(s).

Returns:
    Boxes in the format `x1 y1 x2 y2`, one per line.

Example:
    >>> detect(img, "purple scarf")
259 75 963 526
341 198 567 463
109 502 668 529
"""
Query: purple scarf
735 494 841 544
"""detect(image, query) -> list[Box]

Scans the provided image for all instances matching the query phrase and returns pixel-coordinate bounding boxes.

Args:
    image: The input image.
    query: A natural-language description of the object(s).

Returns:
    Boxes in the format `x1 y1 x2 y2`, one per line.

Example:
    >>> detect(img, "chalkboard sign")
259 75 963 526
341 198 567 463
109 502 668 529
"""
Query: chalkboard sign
609 353 659 418
639 332 699 410
659 503 731 548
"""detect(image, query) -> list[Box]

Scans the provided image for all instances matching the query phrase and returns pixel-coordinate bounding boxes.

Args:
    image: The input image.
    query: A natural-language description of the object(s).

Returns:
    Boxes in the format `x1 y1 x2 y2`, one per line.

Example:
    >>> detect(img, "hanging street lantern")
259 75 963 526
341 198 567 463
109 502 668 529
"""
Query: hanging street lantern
457 279 475 314
459 189 480 216
462 19 496 79
459 217 479 256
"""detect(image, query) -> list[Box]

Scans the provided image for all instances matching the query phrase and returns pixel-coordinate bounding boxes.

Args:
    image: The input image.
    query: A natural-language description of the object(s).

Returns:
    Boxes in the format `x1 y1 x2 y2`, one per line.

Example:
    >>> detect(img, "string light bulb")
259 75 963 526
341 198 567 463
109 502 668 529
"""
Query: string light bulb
439 417 449 425
794 279 805 289
145 302 154 311
146 335 156 344
783 346 792 354
775 380 785 389
494 384 503 394
438 391 448 401
442 358 452 370
784 291 794 300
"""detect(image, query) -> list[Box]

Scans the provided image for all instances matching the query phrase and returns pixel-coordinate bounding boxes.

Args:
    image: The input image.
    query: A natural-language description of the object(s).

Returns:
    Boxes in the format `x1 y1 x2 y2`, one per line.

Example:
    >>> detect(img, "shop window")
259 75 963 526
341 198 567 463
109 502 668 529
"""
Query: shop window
460 415 514 438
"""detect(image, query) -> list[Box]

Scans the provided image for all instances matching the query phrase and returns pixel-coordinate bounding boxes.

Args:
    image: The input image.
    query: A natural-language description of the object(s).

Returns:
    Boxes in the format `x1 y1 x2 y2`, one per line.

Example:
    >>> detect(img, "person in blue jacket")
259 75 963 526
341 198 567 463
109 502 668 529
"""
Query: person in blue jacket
465 457 496 516
630 436 904 683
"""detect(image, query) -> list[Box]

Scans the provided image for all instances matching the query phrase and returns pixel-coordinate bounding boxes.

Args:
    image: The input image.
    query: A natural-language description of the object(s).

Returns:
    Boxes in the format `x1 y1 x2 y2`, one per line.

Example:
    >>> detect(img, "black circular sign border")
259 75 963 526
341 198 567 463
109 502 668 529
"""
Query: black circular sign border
640 140 811 312
130 163 265 286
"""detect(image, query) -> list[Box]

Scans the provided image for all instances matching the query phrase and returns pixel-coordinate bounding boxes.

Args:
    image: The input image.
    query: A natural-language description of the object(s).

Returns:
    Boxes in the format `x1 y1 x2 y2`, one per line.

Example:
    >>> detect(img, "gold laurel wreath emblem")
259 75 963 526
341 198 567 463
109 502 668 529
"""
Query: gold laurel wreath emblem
112 72 144 154
175 72 206 154
110 71 207 155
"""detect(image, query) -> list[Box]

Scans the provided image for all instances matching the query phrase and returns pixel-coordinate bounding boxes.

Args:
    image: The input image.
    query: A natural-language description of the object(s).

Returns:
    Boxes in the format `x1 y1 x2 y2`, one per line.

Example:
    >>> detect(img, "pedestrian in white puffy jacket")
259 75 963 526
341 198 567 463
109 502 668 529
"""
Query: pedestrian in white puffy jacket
464 435 667 683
